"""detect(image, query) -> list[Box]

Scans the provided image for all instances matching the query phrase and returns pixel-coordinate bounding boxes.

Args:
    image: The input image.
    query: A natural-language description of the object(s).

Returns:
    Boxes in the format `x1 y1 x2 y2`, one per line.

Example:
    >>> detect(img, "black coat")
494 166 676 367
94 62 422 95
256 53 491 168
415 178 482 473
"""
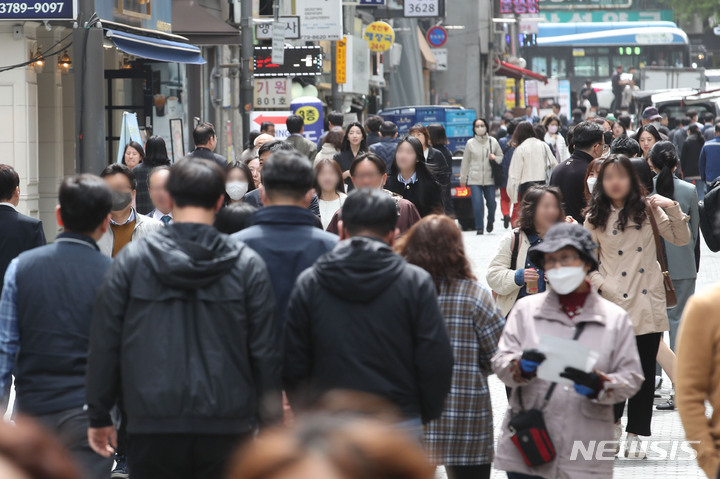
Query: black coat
284 236 453 423
681 135 704 178
385 173 444 218
86 223 282 434
0 205 45 295
334 149 365 191
549 150 594 223
187 147 228 169
427 147 452 186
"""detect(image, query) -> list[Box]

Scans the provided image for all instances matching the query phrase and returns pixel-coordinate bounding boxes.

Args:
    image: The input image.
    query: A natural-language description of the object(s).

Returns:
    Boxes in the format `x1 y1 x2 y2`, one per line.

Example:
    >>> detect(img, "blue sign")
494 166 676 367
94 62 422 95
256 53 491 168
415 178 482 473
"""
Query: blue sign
427 26 447 48
291 97 324 143
0 0 75 20
358 0 385 5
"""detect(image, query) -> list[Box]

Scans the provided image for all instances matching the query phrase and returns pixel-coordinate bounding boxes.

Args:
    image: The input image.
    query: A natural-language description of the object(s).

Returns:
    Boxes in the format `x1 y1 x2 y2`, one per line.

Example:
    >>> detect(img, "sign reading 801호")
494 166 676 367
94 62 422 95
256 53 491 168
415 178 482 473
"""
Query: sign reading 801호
0 0 76 20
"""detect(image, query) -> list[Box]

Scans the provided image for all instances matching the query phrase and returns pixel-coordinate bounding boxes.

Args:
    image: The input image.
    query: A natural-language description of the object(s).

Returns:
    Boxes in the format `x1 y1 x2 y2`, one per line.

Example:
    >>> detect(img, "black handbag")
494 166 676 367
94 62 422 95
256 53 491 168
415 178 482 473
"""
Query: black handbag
508 323 586 467
490 159 505 187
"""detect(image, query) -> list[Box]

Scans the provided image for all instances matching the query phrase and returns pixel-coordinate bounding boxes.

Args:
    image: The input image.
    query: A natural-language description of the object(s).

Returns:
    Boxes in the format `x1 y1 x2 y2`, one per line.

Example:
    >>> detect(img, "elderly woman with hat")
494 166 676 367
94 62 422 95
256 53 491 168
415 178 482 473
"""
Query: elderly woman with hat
492 223 643 479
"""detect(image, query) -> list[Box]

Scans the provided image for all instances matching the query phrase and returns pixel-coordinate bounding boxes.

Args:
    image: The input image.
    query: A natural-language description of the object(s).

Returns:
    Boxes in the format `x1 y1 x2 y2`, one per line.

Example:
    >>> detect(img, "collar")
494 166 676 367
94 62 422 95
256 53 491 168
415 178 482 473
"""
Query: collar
569 150 594 164
248 205 318 227
195 146 212 152
152 209 173 221
526 231 541 244
111 208 136 226
535 288 607 327
398 172 418 186
55 232 100 251
0 202 16 210
379 137 397 143
289 133 303 137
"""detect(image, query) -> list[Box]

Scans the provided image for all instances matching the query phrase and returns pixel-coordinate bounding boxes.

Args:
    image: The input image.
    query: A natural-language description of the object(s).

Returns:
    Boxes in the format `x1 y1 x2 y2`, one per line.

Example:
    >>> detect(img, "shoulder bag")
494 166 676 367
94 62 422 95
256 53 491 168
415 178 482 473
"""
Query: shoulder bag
646 204 678 308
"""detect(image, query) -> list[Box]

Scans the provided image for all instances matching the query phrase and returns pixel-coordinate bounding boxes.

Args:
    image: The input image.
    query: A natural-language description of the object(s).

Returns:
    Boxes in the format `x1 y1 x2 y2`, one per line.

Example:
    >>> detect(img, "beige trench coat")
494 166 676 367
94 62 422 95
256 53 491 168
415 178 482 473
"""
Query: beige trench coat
487 229 531 317
492 289 643 479
460 135 503 186
584 203 690 336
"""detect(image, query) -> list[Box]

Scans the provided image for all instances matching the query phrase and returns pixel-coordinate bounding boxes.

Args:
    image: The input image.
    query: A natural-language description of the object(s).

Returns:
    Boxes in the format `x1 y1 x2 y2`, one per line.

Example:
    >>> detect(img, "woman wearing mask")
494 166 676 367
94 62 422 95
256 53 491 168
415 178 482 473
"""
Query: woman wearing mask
459 118 503 234
507 122 557 204
634 124 662 159
225 161 255 206
334 122 368 189
680 123 706 200
543 115 569 163
398 216 505 479
492 222 643 479
122 141 144 170
584 155 690 456
487 185 569 317
583 158 604 205
134 136 171 214
385 137 443 218
314 159 347 230
315 130 344 166
648 141 699 411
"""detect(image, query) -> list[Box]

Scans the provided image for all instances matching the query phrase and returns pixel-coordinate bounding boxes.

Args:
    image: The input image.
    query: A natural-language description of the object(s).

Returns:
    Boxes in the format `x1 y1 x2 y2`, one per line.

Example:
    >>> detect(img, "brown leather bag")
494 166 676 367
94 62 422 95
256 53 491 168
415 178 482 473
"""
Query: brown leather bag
646 204 678 308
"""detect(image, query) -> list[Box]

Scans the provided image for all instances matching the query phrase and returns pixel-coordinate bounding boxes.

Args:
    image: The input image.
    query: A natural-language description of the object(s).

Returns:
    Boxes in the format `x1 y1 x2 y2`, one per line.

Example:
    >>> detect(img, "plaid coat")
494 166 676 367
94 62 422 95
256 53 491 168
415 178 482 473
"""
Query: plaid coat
424 278 506 465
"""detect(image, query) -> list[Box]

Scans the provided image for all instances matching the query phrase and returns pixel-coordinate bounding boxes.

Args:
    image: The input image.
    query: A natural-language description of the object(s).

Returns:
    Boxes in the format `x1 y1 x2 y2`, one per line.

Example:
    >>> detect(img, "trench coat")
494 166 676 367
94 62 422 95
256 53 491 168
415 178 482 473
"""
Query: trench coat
460 135 503 186
492 289 643 479
584 203 691 336
487 229 531 317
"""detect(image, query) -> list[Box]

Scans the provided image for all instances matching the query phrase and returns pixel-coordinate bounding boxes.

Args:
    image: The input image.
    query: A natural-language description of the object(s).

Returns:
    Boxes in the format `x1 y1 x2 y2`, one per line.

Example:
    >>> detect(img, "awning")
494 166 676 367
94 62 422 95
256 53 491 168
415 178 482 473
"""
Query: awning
105 28 206 64
494 59 548 84
172 0 240 45
417 27 437 70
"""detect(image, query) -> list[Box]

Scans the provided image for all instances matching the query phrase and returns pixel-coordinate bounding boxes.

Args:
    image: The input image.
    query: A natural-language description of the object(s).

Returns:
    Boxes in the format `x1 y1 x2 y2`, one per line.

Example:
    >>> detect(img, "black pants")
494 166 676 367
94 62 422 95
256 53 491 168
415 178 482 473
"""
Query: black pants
614 332 661 436
35 406 113 479
445 464 491 479
127 433 251 479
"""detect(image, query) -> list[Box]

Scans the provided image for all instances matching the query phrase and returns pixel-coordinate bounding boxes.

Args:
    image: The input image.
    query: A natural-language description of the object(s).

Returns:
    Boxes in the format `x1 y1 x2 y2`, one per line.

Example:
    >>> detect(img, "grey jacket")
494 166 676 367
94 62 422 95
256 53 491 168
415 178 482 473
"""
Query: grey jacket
97 211 163 257
286 134 318 162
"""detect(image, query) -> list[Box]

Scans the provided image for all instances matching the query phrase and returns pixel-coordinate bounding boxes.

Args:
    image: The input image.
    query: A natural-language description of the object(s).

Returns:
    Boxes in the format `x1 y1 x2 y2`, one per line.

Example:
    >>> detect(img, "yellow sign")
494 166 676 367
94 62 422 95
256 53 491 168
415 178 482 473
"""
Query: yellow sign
364 21 395 53
296 106 320 126
336 38 347 84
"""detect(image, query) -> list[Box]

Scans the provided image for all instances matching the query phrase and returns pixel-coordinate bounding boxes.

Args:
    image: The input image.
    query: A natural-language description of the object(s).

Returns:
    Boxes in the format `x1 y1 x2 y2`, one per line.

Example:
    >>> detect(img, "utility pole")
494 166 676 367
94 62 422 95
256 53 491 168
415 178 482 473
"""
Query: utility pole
239 0 254 141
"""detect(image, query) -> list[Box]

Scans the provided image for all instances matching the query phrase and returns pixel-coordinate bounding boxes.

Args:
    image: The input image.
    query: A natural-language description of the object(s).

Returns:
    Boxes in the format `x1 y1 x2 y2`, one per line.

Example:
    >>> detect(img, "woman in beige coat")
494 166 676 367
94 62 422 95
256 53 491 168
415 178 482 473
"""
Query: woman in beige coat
459 118 503 234
506 122 557 204
584 154 690 457
492 222 643 479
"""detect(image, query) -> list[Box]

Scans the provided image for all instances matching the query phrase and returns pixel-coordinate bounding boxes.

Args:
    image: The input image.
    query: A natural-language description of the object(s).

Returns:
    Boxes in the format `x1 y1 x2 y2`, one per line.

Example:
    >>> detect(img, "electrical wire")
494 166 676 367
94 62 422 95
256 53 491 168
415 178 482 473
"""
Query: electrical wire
0 31 73 74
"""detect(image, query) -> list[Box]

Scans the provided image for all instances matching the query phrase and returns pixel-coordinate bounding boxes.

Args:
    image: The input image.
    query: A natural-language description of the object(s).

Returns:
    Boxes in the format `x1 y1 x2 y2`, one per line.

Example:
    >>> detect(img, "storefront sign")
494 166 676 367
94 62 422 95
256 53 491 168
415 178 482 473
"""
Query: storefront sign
250 110 293 137
256 16 300 40
271 21 285 65
404 0 441 17
539 0 630 9
432 48 447 71
253 46 323 77
358 0 385 5
539 10 673 23
340 36 370 95
364 21 394 52
291 97 324 143
0 0 75 20
336 37 347 84
254 78 291 109
427 26 447 48
497 0 539 15
298 0 343 41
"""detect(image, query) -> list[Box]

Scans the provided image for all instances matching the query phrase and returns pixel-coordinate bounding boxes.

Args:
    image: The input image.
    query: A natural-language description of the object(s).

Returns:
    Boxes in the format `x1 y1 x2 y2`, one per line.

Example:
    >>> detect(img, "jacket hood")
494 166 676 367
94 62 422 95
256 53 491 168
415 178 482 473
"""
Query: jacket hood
314 236 405 302
145 223 242 289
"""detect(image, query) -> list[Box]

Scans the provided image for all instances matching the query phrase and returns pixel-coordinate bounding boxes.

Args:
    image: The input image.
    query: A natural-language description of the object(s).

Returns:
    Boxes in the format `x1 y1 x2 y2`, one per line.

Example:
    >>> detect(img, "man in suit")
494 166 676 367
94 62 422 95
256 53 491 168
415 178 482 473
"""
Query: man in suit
284 115 317 162
146 166 173 226
187 122 227 169
0 164 45 296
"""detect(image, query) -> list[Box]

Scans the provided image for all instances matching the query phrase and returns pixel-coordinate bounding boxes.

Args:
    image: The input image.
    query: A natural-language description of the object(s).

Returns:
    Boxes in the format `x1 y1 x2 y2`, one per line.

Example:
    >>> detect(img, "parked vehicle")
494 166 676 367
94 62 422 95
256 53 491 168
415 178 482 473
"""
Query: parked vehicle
378 106 477 154
450 155 475 231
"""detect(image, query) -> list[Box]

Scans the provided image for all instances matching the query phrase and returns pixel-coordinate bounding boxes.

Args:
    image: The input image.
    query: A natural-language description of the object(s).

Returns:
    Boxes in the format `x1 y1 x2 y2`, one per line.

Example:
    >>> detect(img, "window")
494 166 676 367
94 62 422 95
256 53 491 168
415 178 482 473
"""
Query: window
574 56 595 77
117 0 151 19
531 56 547 77
550 57 566 78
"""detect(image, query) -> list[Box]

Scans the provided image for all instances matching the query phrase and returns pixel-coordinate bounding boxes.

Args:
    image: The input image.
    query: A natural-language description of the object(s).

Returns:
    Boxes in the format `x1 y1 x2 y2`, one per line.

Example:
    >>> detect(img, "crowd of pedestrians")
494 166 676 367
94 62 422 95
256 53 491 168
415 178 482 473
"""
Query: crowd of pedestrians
1 102 720 479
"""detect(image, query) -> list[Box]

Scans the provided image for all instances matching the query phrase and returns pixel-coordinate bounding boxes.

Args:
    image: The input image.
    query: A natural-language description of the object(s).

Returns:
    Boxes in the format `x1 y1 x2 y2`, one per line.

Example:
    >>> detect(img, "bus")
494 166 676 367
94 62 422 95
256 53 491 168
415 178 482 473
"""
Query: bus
521 21 690 101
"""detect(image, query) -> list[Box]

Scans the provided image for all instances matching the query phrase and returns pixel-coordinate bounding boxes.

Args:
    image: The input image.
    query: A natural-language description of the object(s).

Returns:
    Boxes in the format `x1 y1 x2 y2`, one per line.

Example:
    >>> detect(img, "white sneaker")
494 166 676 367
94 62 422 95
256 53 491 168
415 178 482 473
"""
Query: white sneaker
614 423 623 455
623 434 647 459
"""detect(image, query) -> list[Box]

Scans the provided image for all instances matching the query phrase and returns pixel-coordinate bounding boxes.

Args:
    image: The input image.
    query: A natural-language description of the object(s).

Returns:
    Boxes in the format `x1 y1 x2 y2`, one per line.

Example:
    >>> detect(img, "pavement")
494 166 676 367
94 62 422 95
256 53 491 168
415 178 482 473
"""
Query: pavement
447 207 720 479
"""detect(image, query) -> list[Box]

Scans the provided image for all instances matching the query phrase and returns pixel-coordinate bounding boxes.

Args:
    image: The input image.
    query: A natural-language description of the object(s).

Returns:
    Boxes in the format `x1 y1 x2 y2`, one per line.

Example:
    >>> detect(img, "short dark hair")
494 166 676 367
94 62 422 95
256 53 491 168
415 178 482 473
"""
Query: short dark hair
617 115 631 129
426 124 448 147
261 150 315 201
341 188 398 237
350 152 386 176
144 136 171 168
366 115 383 134
686 109 698 119
214 203 257 234
59 174 112 234
122 141 145 166
681 117 691 127
379 121 398 137
193 122 216 146
0 164 19 201
716 121 720 134
610 136 642 157
517 185 565 233
167 158 225 209
260 121 274 133
258 140 296 159
286 115 304 134
100 163 137 190
328 112 344 127
571 121 604 151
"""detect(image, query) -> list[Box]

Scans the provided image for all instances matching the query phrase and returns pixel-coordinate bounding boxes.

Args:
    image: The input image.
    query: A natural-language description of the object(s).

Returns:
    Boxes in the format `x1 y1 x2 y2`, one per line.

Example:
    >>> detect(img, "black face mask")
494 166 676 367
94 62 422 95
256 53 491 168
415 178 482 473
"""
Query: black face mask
111 191 132 211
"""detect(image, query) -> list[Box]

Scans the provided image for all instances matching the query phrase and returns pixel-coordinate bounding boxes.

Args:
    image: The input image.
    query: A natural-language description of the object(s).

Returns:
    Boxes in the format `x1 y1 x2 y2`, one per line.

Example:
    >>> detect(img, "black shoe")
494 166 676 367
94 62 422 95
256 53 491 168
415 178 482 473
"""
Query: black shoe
476 229 484 235
111 455 129 479
487 222 494 233
656 398 675 411
503 215 511 229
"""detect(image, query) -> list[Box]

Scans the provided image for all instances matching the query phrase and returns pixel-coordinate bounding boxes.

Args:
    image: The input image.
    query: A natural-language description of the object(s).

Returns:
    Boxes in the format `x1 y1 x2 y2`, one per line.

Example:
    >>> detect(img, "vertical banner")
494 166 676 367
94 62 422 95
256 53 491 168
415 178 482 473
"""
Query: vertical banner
291 97 324 143
336 37 347 84
116 112 143 164
558 79 572 119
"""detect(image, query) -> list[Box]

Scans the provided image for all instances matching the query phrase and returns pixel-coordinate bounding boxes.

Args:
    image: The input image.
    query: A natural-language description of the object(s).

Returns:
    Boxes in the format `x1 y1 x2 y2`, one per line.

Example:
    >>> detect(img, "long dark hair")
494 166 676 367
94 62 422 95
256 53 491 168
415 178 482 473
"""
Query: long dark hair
144 136 171 168
649 141 678 199
313 158 345 197
340 122 368 153
122 141 145 165
586 154 647 232
510 121 537 148
224 161 257 206
389 136 439 185
634 124 662 145
517 185 566 233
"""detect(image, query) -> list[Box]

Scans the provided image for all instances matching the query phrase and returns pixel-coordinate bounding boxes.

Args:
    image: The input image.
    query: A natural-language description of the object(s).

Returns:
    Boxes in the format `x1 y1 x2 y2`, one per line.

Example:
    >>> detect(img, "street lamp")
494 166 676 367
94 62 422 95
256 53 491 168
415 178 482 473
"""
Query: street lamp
57 50 72 74
29 45 44 74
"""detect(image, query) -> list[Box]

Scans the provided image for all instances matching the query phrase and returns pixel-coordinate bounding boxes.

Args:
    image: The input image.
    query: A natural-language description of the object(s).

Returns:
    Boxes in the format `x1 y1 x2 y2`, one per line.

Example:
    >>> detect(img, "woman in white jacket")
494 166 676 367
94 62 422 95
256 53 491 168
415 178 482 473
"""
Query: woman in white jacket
506 122 557 203
543 115 569 163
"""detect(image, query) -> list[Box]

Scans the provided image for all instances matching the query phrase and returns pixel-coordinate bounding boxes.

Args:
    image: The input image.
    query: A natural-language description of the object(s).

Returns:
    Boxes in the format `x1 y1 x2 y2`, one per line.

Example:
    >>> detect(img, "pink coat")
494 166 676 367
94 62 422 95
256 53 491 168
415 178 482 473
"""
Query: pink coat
491 289 643 478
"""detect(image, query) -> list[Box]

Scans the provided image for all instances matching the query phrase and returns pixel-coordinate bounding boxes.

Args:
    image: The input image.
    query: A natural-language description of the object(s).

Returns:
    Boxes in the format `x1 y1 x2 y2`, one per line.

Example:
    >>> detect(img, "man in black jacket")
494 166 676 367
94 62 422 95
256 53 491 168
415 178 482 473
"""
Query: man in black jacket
283 188 453 425
550 121 605 223
86 159 281 479
187 122 227 168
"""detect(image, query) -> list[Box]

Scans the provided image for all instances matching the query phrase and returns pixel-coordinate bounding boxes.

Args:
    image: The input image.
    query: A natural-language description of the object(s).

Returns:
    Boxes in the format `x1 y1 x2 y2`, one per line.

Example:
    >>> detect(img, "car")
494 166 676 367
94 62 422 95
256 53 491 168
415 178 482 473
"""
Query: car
450 155 476 231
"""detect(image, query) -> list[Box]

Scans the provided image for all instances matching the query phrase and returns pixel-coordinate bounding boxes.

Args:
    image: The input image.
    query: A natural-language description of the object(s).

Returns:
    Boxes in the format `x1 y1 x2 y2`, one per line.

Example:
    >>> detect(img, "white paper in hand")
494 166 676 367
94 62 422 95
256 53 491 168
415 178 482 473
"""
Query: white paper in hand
536 334 600 385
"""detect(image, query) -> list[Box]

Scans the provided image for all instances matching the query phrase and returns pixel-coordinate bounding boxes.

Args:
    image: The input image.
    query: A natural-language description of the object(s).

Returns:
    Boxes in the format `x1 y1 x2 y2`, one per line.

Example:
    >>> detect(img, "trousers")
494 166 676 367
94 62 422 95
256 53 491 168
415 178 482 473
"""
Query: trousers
500 188 520 225
470 185 496 231
445 464 491 479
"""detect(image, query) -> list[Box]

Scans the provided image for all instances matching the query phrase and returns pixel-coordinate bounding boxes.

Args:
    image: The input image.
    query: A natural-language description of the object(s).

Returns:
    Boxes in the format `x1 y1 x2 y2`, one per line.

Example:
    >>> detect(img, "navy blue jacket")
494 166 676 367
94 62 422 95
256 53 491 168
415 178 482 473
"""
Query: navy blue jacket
233 206 338 333
370 138 400 172
0 205 45 295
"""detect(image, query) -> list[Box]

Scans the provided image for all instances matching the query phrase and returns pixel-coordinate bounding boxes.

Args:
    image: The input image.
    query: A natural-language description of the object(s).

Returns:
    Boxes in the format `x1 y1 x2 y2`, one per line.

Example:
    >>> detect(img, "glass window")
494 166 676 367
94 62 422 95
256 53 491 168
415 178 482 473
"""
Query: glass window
531 56 547 77
551 57 566 78
574 56 595 77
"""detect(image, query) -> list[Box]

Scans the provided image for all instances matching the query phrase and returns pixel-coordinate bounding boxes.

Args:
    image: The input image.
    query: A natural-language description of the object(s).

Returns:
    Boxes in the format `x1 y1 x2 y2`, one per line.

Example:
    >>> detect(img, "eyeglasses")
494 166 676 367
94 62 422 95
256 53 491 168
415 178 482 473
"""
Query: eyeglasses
544 254 581 269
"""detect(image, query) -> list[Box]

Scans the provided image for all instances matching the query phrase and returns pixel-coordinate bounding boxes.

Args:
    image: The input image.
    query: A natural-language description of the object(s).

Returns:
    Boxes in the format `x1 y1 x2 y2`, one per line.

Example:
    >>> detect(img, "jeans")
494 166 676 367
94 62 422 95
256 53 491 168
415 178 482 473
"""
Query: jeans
470 185 496 231
35 406 113 479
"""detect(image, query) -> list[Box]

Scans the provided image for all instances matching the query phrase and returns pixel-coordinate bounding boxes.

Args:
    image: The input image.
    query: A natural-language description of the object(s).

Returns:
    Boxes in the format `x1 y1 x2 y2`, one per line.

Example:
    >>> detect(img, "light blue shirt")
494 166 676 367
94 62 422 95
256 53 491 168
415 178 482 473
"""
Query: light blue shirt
398 172 418 186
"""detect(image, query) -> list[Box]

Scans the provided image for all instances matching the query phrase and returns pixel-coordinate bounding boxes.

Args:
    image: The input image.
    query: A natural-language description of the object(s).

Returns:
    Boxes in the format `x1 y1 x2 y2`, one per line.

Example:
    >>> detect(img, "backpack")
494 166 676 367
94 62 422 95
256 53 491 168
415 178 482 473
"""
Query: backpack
699 180 720 252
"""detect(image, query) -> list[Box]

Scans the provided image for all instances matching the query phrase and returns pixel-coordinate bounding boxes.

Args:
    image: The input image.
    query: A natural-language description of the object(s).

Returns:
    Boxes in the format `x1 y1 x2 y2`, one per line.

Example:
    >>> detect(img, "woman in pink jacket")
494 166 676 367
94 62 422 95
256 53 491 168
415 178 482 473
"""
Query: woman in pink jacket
492 223 643 479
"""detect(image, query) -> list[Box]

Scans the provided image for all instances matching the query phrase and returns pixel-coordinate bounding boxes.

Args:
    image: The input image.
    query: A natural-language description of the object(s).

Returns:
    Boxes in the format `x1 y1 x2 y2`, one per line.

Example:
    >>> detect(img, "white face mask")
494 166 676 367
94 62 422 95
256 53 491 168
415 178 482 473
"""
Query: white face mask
548 124 559 134
475 126 487 136
546 266 587 295
586 177 597 194
226 181 249 201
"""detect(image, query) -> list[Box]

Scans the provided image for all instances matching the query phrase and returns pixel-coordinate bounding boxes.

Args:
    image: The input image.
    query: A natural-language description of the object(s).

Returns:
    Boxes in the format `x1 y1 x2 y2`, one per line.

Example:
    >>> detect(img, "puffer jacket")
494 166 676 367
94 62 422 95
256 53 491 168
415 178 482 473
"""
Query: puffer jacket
86 223 282 434
460 135 503 186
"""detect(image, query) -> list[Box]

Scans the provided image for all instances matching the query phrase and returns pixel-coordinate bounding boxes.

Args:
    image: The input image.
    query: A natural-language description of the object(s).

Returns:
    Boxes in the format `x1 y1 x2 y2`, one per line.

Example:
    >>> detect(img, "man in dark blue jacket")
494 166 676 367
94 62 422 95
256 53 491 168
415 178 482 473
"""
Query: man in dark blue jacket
0 174 113 478
369 121 400 172
234 150 338 333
